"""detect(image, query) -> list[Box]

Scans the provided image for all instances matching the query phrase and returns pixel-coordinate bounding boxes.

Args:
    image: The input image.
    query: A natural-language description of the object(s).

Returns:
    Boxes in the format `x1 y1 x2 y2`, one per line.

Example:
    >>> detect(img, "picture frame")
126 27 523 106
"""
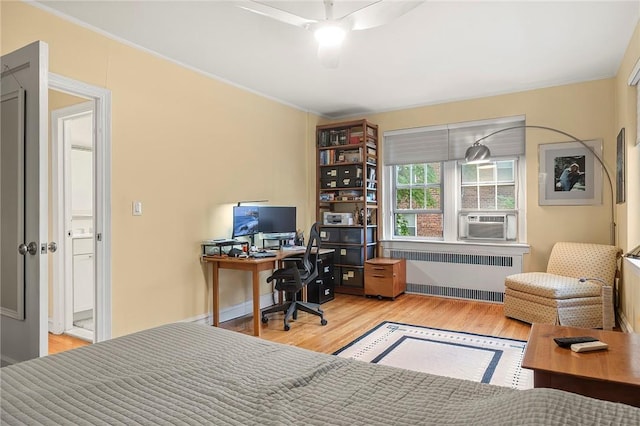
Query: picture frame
616 128 625 204
538 139 603 206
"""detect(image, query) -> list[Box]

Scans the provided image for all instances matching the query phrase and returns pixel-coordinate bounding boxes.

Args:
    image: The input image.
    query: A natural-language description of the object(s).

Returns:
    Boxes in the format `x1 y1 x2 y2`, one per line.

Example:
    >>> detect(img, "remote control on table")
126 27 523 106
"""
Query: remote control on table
570 341 609 352
553 336 598 348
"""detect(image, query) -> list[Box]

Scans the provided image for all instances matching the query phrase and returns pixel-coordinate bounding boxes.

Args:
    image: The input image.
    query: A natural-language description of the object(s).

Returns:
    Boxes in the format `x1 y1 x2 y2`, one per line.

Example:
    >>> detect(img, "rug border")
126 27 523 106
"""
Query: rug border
332 321 526 355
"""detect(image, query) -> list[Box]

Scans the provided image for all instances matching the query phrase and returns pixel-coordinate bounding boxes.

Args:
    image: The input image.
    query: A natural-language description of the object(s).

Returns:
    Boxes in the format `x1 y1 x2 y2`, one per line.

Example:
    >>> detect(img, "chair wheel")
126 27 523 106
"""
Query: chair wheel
261 316 268 324
321 319 327 326
284 324 290 331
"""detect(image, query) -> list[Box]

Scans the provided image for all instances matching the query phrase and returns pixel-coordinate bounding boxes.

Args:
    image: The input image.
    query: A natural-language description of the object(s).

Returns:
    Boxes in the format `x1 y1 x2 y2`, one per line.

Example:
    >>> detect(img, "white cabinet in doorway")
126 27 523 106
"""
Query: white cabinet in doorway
72 237 94 313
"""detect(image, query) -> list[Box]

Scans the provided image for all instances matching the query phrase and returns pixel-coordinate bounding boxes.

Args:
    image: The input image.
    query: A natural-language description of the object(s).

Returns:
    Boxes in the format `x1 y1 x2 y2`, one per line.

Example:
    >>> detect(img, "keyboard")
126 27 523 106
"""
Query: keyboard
251 252 277 258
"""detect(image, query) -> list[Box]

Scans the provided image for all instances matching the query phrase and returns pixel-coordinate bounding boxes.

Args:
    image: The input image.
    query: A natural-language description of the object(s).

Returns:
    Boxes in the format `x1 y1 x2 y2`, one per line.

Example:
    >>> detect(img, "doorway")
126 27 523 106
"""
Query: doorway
51 100 95 341
49 74 112 344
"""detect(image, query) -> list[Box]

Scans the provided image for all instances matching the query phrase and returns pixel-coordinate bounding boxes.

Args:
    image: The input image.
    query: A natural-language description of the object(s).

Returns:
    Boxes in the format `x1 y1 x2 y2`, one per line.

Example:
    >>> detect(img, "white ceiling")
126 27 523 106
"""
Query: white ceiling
35 1 640 119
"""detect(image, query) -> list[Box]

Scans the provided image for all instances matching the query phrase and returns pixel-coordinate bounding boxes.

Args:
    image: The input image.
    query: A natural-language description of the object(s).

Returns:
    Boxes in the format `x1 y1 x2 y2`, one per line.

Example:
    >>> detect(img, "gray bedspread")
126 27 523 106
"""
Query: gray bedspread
1 323 639 425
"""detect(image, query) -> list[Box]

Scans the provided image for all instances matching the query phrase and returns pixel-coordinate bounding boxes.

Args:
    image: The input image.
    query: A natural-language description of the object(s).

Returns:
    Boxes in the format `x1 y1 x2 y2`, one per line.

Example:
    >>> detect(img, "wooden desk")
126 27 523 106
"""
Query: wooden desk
522 323 640 407
203 248 332 337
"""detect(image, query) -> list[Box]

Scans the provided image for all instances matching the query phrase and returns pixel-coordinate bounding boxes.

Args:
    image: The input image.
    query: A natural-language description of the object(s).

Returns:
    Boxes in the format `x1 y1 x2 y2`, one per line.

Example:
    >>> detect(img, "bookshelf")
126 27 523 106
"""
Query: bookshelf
316 119 378 296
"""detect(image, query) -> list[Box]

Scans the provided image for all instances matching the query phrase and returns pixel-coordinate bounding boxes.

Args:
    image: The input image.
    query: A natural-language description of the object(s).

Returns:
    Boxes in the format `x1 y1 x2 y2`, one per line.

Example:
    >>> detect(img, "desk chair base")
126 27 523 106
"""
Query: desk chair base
261 297 327 332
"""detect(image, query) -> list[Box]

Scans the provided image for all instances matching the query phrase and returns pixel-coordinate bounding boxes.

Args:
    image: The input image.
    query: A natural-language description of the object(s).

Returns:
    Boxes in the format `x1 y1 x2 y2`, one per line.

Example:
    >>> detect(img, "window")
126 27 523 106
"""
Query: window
394 163 442 237
392 159 518 238
384 116 526 242
461 160 516 210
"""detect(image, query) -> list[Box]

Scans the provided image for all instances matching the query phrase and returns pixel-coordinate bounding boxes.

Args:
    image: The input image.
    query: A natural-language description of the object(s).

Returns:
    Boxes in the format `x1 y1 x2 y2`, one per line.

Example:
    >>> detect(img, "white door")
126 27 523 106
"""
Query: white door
1 41 50 364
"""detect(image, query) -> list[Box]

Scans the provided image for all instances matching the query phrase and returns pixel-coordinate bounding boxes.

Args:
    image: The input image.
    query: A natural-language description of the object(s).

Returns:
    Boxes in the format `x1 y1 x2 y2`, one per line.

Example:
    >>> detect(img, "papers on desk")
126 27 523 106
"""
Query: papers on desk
281 245 307 251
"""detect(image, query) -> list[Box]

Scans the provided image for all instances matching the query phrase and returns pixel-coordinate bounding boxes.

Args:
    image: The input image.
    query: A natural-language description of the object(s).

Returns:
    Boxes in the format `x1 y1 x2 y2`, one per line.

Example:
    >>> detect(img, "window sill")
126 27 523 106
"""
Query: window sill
379 239 531 256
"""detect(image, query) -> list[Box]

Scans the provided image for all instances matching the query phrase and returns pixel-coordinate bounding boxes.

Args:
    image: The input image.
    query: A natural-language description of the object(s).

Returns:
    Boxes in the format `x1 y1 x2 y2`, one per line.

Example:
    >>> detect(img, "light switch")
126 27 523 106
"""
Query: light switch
133 201 143 216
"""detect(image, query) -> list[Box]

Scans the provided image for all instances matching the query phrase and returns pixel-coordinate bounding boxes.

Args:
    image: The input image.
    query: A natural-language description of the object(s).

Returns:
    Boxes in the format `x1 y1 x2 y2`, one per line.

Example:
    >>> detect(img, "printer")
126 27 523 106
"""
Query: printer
323 212 354 225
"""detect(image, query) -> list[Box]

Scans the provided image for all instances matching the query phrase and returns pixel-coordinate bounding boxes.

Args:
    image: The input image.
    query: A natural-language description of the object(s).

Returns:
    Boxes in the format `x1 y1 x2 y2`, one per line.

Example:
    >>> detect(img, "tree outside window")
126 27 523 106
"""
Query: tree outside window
394 163 443 237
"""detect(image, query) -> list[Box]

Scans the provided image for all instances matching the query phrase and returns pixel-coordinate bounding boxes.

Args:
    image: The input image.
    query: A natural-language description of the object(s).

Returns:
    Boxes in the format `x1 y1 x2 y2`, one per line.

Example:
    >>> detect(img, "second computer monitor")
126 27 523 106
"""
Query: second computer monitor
258 206 296 237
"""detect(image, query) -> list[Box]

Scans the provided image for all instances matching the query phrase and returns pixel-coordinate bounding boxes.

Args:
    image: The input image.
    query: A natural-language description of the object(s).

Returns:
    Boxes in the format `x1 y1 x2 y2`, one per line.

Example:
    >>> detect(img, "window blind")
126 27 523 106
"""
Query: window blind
383 125 448 165
384 116 526 165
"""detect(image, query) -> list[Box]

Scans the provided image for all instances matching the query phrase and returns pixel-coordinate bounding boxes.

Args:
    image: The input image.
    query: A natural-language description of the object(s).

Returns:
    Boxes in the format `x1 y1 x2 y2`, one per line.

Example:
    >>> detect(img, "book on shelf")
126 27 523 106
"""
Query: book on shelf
319 129 350 147
366 126 376 137
349 126 364 144
319 149 338 165
332 129 348 146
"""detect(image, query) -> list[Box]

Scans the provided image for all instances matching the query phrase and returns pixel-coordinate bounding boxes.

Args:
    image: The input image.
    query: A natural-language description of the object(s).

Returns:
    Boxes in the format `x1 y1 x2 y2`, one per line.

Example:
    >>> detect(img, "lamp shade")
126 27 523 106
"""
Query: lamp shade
465 142 491 164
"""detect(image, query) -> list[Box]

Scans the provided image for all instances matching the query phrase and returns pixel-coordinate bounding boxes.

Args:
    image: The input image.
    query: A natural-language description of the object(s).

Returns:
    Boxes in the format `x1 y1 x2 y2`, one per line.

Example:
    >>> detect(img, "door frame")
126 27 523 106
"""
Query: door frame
49 73 112 342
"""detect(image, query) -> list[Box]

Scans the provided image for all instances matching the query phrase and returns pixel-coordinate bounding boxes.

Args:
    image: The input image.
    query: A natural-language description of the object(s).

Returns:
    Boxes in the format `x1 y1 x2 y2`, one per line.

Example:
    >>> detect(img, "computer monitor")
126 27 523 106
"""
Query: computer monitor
232 206 259 238
258 206 296 236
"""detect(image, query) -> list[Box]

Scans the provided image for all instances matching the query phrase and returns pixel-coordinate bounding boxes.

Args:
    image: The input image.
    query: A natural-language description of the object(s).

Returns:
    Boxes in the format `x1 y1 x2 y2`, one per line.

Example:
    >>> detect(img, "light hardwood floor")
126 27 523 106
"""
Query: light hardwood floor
48 332 91 355
49 293 532 355
220 293 531 353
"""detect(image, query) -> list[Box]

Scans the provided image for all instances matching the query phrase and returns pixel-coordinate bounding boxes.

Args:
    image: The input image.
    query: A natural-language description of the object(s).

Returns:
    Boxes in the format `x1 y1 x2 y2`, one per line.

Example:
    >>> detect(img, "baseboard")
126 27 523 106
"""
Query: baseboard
617 309 634 333
182 292 277 326
65 327 93 343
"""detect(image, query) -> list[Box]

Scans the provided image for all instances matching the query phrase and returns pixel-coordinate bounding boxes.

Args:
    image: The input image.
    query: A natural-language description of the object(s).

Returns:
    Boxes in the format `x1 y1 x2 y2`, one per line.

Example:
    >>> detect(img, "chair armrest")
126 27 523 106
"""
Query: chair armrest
267 266 301 283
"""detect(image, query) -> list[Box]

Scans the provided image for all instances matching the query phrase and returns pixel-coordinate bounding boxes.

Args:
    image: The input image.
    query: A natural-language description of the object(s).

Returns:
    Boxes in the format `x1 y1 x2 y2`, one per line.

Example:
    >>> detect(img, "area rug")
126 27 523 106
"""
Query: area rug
334 321 533 390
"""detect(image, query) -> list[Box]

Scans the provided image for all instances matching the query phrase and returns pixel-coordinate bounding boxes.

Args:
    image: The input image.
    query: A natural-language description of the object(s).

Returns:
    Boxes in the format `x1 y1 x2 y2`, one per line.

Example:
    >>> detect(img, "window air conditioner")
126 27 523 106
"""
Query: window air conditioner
465 214 507 240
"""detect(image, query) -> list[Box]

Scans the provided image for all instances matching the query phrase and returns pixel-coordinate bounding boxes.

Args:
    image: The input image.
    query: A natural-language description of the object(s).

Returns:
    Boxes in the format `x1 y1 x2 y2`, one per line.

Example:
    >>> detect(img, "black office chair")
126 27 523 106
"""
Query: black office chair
261 223 328 331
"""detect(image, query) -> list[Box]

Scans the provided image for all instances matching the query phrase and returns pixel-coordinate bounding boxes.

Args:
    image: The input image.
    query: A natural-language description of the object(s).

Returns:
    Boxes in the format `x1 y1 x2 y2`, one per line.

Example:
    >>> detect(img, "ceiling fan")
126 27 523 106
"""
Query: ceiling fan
237 0 423 68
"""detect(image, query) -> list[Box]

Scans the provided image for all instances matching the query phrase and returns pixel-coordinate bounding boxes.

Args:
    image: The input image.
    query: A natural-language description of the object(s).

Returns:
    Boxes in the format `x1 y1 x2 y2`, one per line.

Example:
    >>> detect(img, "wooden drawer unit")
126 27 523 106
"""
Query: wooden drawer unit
364 258 406 300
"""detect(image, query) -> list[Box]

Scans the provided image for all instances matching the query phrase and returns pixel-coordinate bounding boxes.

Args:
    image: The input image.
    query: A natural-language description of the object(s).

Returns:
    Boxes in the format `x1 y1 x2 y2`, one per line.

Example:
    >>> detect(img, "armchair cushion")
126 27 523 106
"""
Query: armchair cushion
505 272 601 299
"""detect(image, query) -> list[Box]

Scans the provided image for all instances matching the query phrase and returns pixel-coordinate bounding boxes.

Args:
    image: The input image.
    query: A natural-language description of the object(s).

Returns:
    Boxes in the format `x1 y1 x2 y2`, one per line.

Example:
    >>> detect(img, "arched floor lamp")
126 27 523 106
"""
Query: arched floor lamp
465 125 616 246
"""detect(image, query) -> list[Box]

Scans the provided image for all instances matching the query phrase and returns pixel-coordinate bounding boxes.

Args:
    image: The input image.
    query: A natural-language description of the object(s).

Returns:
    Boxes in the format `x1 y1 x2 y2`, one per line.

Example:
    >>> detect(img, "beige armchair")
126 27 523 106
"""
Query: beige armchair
504 242 621 330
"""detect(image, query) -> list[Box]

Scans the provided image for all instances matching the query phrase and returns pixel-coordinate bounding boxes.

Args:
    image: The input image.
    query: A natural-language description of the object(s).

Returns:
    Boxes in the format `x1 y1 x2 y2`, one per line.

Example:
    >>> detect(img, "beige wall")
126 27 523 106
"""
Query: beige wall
2 2 317 337
3 2 639 336
365 80 616 272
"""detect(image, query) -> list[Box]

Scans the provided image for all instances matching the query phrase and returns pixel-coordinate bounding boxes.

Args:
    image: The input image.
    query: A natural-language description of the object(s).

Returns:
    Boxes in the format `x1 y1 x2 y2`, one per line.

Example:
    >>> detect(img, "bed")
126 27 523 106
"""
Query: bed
2 323 639 425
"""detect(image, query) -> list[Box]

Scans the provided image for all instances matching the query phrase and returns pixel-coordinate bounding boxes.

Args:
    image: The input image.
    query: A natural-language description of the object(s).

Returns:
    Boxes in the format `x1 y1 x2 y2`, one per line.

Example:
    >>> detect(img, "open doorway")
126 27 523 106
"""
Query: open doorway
48 74 112 347
51 98 95 341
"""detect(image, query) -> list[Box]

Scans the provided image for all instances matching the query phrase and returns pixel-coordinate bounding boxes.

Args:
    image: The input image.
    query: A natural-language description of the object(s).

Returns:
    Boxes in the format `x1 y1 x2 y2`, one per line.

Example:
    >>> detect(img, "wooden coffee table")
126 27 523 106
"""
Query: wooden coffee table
522 323 640 407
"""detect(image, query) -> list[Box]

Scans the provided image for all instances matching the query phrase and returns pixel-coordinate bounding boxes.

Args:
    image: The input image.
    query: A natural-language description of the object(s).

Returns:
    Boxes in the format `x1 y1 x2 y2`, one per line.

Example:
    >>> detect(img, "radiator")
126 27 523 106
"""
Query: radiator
386 249 524 303
620 258 640 333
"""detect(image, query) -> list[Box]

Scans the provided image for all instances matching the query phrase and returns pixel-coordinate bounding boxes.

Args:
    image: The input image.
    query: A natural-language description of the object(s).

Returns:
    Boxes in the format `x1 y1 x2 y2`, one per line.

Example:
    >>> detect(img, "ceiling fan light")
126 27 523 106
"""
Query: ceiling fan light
314 24 346 47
